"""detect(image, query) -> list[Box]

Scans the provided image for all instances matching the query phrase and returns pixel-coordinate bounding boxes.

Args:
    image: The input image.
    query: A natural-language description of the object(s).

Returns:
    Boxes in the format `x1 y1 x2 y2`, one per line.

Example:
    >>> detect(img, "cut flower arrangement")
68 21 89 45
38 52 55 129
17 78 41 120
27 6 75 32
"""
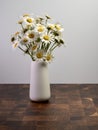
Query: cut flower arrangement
11 14 65 62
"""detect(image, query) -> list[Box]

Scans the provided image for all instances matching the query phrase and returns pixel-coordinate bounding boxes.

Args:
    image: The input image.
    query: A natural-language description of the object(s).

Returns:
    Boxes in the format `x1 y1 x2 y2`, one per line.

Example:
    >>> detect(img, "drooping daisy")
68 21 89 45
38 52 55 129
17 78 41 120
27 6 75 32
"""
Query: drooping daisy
12 41 19 48
55 24 64 32
41 33 54 43
54 36 65 47
11 36 15 42
11 32 20 42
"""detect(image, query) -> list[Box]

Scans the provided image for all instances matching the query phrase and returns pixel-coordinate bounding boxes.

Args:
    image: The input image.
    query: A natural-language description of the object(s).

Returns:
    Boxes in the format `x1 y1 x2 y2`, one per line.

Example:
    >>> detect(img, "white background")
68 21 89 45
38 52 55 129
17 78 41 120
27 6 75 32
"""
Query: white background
0 0 98 84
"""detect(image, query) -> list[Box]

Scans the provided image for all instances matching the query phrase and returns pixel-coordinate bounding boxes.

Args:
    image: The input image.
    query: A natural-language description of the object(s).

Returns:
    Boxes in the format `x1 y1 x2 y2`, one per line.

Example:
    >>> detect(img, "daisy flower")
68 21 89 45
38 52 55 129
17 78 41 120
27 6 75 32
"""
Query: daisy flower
18 14 31 25
35 24 46 34
11 32 20 40
24 16 34 25
20 15 35 28
45 53 53 62
31 44 38 51
41 33 54 43
20 36 29 44
36 50 43 59
26 30 38 42
47 23 55 30
55 24 64 32
12 41 19 48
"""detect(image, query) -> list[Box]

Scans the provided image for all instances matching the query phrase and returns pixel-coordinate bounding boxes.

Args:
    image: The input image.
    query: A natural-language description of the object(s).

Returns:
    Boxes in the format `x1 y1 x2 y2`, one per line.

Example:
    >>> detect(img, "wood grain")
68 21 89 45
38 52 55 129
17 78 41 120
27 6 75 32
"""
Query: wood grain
0 84 98 130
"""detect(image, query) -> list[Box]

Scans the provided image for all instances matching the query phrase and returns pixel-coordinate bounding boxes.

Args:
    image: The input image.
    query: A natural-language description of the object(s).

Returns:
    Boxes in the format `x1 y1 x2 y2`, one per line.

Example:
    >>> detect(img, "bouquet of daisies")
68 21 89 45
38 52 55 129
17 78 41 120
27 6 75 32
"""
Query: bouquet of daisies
11 14 64 62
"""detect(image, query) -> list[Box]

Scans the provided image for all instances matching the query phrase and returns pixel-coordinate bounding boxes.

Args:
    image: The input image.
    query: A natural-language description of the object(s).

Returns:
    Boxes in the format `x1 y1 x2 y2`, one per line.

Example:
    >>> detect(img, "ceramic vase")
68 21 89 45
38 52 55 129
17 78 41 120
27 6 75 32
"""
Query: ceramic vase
29 61 51 102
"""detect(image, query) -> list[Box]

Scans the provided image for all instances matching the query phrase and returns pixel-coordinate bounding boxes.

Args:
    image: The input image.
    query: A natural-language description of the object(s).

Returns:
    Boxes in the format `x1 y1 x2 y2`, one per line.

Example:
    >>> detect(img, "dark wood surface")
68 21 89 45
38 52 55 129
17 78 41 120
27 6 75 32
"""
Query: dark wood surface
0 84 98 130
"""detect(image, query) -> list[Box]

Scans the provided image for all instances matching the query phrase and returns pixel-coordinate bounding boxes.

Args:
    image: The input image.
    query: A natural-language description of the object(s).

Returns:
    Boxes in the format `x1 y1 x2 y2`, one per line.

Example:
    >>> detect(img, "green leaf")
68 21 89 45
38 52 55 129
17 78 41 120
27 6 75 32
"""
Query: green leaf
36 37 41 42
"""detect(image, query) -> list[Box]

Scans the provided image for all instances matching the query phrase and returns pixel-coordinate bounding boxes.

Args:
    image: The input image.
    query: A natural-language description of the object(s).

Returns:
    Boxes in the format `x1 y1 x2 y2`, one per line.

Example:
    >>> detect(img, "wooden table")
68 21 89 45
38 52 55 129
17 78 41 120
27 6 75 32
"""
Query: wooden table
0 84 98 130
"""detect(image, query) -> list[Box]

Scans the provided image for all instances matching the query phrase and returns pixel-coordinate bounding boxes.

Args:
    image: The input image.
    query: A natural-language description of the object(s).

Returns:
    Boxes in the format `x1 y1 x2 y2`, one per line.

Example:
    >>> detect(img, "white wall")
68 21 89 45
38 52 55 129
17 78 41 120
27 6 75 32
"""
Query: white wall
0 0 98 84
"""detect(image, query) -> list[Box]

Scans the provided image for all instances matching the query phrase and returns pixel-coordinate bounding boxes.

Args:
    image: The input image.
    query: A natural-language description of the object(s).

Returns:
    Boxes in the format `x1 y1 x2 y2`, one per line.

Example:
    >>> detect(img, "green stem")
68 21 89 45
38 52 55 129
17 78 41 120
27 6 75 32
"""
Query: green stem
30 54 35 61
50 43 56 51
18 46 34 60
51 45 58 51
18 46 25 53
21 24 24 30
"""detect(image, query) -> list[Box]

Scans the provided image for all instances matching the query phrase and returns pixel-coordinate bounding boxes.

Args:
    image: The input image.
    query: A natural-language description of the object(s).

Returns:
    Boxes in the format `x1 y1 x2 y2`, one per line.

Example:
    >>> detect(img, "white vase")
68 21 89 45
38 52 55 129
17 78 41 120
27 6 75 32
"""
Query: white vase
29 61 51 102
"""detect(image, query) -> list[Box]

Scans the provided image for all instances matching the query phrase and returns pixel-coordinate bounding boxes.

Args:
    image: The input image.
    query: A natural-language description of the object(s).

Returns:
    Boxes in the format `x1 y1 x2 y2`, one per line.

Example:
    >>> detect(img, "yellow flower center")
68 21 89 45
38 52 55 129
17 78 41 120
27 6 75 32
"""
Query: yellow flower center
43 35 50 41
28 33 35 38
36 52 43 58
26 18 33 23
23 38 28 43
46 54 52 61
38 26 44 32
32 45 37 50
